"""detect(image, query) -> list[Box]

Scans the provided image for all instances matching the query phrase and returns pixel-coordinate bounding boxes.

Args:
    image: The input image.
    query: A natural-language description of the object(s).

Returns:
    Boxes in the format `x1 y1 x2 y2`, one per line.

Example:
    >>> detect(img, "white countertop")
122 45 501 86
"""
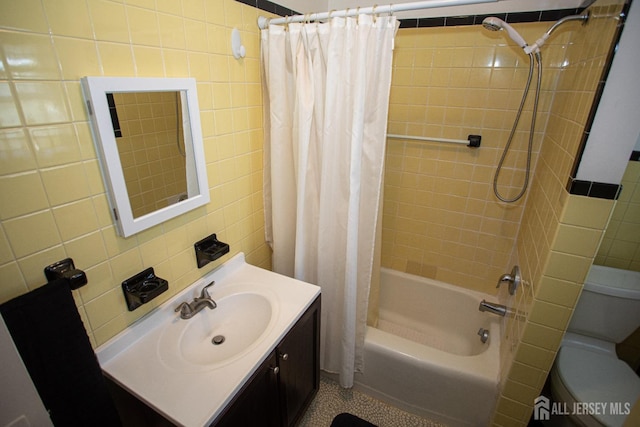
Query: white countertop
96 253 320 427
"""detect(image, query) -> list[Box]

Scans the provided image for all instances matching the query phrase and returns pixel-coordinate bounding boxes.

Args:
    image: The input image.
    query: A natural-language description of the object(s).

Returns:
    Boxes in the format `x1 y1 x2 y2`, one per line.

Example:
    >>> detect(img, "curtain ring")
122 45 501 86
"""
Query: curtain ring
389 3 394 16
372 4 378 23
284 15 290 31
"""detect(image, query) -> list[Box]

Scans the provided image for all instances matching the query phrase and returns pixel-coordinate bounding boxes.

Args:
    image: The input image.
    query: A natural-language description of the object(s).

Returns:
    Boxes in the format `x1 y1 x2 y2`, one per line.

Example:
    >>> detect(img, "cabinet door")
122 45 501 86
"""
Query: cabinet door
213 351 280 427
277 297 320 427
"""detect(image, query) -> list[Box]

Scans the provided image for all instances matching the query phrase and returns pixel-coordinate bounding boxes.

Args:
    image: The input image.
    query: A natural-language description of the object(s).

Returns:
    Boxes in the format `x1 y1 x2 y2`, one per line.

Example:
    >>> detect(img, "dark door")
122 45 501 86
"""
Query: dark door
213 351 280 427
277 297 320 427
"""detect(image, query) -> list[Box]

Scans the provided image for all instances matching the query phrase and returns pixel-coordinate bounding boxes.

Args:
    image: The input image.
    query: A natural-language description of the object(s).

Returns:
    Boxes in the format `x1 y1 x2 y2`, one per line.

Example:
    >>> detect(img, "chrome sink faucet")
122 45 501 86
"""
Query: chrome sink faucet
175 281 217 319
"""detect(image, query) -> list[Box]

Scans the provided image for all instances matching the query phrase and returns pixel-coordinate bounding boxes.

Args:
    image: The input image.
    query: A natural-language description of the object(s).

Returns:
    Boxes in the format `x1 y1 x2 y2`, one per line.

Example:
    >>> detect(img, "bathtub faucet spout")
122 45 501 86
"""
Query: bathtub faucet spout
479 299 508 317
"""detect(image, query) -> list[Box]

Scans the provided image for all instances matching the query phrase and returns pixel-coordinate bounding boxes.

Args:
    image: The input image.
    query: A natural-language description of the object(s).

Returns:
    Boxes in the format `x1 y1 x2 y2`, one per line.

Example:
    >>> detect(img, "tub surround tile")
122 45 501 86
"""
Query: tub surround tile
492 412 526 427
552 224 603 258
535 276 582 308
507 361 547 392
502 379 541 409
527 299 573 331
561 194 615 229
494 396 532 424
513 342 556 373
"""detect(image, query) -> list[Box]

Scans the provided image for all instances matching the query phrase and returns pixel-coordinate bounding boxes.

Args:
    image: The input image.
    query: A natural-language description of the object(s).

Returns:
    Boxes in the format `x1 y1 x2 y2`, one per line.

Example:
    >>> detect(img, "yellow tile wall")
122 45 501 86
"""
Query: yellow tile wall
0 0 272 347
596 160 640 271
384 21 568 294
492 2 624 425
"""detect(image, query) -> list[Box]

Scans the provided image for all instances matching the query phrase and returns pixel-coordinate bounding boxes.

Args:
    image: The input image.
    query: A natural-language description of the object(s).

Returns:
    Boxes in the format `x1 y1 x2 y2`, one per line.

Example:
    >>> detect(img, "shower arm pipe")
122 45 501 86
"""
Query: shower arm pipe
524 12 589 54
257 0 497 29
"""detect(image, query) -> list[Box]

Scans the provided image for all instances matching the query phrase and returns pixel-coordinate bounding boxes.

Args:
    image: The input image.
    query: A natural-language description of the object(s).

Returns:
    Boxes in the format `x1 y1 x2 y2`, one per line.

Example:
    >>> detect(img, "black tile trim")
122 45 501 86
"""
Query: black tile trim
244 0 299 17
106 93 122 138
238 0 583 27
567 178 622 200
631 151 640 161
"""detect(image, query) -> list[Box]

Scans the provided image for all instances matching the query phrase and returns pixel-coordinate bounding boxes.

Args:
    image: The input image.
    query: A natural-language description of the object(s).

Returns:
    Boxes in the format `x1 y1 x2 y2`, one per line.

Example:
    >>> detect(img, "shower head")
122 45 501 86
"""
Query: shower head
482 17 528 49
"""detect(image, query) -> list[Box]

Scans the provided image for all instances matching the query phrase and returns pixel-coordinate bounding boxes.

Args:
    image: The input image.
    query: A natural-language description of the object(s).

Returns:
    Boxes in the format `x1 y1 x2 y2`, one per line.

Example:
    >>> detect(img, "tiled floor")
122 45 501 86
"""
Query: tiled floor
298 375 447 427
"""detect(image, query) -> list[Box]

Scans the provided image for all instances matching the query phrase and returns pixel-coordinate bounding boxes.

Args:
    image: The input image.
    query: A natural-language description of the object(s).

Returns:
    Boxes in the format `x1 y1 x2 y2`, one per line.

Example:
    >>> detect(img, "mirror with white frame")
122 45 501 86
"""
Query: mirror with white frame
82 76 209 238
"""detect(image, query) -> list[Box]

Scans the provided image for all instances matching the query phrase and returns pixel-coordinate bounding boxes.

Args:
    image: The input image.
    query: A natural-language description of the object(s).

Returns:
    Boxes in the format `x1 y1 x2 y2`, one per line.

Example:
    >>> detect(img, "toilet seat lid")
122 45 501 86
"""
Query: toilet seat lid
556 346 640 426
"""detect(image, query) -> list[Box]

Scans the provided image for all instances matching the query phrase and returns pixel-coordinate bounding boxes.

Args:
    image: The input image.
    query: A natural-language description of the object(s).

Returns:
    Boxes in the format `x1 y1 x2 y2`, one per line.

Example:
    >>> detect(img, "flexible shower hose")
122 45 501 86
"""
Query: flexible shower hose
493 51 542 203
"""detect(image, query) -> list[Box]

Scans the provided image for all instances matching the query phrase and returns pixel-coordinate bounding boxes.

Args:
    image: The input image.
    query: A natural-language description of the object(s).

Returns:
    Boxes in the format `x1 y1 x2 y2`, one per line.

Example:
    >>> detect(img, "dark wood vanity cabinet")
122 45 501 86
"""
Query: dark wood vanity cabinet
214 351 281 427
213 296 320 427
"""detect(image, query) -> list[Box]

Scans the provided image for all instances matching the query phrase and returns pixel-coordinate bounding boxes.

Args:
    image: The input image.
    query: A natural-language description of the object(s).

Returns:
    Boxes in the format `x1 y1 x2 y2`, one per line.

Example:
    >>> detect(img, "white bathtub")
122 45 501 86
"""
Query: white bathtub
354 268 502 426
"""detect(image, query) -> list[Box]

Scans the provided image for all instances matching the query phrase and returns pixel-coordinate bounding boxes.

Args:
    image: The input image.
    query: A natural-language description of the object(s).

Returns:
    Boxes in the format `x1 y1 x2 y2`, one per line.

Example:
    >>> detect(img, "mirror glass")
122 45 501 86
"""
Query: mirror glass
109 91 189 218
82 77 209 237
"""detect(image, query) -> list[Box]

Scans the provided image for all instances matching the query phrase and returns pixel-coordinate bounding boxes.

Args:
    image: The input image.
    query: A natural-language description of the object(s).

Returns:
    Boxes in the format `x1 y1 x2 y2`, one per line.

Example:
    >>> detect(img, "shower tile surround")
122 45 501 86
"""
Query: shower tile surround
384 9 620 292
380 2 625 424
494 2 627 425
0 0 271 347
0 0 628 426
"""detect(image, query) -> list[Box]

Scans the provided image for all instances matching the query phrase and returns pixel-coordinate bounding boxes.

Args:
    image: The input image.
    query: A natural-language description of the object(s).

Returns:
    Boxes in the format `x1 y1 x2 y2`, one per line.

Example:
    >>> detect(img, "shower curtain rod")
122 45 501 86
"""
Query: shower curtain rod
257 0 497 29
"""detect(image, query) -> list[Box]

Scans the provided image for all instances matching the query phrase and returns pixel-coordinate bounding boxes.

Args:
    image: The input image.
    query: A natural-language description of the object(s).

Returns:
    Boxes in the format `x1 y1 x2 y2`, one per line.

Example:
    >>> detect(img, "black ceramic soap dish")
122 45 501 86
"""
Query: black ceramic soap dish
122 268 168 311
194 234 230 268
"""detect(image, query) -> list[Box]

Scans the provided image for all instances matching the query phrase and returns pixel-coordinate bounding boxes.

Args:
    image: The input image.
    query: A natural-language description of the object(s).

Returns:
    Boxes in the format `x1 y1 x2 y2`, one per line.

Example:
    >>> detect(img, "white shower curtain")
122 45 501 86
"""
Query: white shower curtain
261 14 396 388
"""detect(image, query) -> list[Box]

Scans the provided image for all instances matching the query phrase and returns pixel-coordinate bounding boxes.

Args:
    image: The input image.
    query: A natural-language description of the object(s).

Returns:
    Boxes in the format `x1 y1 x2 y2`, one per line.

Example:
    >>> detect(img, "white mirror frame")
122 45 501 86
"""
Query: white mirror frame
81 76 210 238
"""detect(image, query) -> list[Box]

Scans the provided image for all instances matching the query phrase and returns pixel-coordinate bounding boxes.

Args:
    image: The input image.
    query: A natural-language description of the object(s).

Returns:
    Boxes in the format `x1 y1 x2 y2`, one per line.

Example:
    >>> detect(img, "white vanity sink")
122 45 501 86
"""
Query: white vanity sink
96 253 320 426
159 287 276 372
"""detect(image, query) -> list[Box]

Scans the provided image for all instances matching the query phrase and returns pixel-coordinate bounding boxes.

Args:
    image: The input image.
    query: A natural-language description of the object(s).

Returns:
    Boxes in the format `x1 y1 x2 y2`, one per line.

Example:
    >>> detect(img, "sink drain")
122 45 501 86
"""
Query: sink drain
212 335 225 345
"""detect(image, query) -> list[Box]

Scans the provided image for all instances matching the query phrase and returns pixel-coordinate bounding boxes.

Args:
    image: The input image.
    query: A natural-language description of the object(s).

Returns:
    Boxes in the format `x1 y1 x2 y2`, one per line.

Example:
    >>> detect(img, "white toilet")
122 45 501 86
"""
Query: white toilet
550 265 640 427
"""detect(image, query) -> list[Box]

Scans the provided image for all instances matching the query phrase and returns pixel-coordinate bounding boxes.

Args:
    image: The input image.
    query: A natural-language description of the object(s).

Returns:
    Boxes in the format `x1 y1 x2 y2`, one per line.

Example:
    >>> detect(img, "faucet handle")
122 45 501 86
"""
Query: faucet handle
496 274 513 287
496 265 521 295
175 302 194 317
199 281 215 299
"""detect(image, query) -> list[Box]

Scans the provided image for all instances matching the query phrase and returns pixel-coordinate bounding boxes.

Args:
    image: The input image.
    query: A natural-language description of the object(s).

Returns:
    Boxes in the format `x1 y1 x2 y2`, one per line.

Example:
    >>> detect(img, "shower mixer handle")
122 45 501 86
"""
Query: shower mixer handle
496 265 521 295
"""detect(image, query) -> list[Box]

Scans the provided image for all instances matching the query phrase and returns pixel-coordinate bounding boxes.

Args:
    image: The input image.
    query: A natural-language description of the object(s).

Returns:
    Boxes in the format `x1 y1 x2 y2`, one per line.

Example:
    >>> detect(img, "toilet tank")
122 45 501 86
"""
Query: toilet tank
568 265 640 343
